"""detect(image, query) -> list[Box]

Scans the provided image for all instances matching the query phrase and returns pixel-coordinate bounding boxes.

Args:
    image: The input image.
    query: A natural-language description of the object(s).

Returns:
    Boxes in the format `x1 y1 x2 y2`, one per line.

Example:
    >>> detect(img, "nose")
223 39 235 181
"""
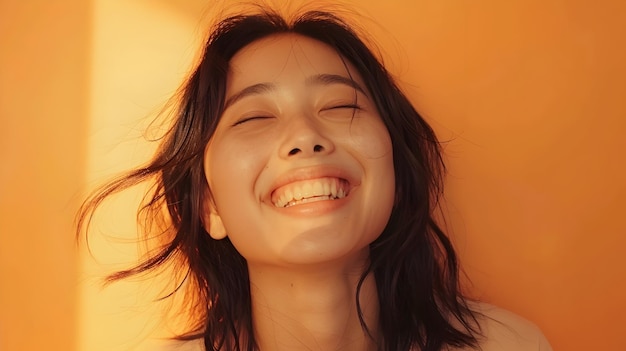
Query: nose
278 115 334 159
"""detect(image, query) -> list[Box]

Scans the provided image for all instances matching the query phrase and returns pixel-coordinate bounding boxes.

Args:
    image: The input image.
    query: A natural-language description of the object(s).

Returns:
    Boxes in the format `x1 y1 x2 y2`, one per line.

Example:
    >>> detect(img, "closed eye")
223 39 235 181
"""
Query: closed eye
328 103 361 110
233 116 272 126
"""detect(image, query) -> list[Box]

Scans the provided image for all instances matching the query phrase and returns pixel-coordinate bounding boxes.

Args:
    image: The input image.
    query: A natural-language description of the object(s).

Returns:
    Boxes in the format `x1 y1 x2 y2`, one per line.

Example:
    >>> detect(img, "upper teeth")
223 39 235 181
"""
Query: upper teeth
273 177 348 208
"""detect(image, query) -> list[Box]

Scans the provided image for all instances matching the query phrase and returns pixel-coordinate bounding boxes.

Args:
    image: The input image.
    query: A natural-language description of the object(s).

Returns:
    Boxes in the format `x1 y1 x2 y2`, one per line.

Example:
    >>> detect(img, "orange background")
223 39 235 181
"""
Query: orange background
1 0 625 350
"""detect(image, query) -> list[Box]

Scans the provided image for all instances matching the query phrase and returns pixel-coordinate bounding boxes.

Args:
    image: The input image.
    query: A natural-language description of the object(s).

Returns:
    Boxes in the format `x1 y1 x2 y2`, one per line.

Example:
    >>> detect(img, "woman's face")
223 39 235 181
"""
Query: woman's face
203 34 395 266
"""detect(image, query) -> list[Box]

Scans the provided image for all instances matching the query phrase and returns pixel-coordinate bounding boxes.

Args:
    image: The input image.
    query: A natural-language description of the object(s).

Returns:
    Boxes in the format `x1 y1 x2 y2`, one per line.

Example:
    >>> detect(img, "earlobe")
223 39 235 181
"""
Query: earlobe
202 196 227 240
207 211 227 240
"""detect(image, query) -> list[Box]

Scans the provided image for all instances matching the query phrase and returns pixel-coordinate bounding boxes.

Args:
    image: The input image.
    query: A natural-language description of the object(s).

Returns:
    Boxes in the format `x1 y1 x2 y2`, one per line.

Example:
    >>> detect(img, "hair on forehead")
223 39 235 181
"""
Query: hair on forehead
196 0 389 64
77 4 483 350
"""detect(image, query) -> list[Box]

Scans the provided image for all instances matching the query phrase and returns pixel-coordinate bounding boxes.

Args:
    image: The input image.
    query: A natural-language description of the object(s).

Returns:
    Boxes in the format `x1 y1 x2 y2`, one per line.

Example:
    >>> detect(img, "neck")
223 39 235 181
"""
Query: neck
247 256 379 351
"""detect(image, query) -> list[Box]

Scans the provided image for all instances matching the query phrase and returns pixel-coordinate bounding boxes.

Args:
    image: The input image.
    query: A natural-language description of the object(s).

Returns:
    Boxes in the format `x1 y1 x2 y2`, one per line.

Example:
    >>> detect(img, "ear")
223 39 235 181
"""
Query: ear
207 210 227 240
202 198 227 240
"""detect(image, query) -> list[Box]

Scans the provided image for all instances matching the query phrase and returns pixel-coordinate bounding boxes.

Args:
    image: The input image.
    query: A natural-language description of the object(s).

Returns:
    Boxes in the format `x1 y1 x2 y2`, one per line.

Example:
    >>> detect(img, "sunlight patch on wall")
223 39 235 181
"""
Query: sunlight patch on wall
80 1 203 350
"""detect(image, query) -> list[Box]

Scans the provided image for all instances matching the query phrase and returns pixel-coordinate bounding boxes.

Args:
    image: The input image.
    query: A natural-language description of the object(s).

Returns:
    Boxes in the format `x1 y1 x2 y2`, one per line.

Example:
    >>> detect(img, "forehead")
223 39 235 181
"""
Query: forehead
227 34 362 88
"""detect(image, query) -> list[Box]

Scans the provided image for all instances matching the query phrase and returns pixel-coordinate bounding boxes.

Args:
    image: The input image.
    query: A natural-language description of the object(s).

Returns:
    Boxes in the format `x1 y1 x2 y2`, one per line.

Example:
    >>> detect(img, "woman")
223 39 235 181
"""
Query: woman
78 6 552 351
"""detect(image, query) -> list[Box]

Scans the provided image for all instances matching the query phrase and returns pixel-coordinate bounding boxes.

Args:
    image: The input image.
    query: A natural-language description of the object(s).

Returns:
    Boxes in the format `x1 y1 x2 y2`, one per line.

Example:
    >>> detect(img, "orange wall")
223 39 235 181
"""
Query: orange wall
363 2 626 350
78 2 200 350
0 0 89 350
2 1 624 350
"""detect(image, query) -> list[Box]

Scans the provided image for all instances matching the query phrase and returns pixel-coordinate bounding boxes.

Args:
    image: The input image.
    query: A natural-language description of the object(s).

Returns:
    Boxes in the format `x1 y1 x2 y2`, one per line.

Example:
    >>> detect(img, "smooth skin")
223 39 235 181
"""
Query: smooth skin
197 34 553 351
203 34 395 350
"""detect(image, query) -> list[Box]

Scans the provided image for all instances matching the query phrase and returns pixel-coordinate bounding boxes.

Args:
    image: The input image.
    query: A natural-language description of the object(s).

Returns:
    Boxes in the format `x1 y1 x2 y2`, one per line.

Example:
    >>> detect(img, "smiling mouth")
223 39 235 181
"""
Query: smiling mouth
272 177 350 208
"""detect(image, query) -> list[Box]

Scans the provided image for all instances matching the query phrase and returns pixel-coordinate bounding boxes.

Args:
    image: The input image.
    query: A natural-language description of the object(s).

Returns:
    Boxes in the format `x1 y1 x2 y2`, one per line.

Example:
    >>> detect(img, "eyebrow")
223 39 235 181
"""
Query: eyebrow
223 73 367 109
305 73 367 96
224 83 276 110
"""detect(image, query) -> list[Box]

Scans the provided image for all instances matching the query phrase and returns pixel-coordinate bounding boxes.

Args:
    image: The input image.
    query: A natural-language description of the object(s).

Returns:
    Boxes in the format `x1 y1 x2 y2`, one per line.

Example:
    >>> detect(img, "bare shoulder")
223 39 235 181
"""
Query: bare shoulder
466 302 553 351
136 304 551 351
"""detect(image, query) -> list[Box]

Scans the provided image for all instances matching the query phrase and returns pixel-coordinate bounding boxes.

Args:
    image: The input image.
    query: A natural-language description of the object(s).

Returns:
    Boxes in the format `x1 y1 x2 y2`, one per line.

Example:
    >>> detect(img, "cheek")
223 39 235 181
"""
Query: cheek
204 134 275 222
206 144 261 196
345 118 393 159
347 118 396 210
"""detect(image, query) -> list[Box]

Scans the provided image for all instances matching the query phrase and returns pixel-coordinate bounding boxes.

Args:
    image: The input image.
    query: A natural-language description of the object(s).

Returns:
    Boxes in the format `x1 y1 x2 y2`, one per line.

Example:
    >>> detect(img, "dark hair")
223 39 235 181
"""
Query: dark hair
77 7 482 351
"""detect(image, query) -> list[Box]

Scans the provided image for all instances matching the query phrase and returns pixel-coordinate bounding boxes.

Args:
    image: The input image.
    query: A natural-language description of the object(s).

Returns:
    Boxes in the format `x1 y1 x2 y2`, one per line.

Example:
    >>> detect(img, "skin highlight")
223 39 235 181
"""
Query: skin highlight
202 35 393 350
77 8 484 351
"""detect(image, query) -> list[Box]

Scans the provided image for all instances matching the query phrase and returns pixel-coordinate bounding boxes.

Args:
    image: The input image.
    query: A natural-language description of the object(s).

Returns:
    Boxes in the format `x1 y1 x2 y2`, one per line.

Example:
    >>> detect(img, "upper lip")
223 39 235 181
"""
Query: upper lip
266 165 359 202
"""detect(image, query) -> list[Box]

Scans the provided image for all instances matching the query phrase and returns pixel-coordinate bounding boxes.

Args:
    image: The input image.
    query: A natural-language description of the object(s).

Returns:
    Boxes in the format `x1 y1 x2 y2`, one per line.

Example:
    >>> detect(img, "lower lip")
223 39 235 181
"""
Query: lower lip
271 195 350 216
